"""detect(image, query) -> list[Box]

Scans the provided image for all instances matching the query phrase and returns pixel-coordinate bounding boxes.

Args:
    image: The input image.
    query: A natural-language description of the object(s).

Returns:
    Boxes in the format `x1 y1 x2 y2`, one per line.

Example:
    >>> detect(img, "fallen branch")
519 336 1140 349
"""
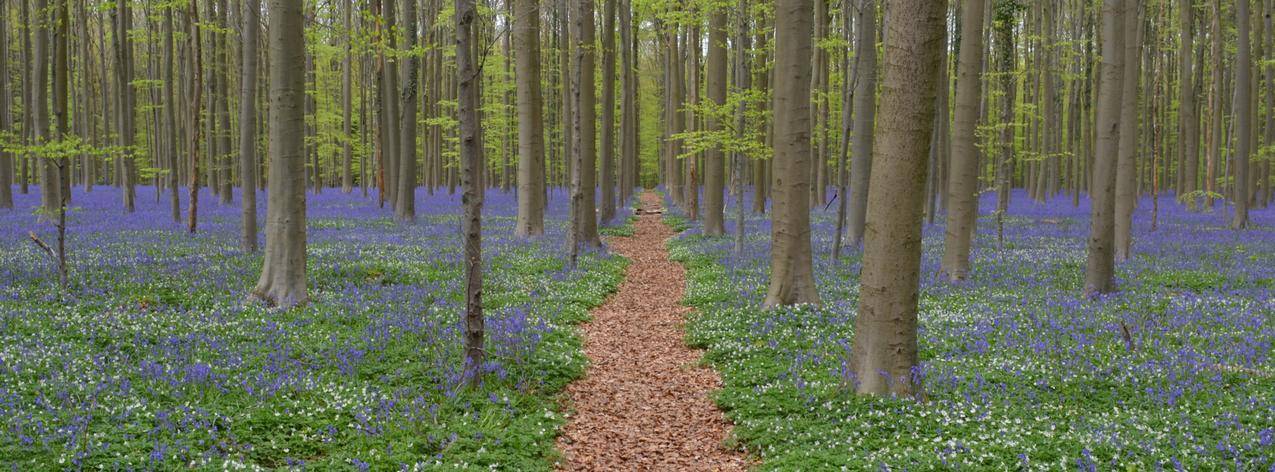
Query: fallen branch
27 231 56 259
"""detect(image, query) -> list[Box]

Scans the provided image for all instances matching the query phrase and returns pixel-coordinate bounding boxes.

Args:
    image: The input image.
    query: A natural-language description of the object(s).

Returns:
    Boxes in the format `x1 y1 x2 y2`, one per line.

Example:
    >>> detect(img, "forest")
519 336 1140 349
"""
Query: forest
0 0 1272 469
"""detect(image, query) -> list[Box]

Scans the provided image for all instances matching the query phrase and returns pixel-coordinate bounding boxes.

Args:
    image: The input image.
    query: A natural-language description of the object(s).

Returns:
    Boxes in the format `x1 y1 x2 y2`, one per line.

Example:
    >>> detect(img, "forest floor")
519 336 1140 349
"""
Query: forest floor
556 192 750 471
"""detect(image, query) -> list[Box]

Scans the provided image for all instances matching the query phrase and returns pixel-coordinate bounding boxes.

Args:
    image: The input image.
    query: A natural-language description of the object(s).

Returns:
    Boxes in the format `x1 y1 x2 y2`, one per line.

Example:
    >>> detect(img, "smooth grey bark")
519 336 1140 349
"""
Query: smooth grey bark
397 0 420 222
0 0 12 209
252 0 308 309
216 0 232 204
34 0 53 216
164 7 180 221
733 0 751 254
599 0 617 223
849 0 947 398
456 0 485 384
666 28 684 207
186 0 204 234
1232 0 1253 229
569 0 599 259
1180 0 1200 210
1084 0 1126 297
113 0 137 212
240 0 260 252
702 4 727 236
764 0 820 307
994 3 1016 218
618 0 637 205
558 0 573 194
514 0 546 237
832 0 854 260
52 0 70 210
383 0 400 207
342 0 354 193
940 0 986 281
846 0 876 247
1114 3 1142 262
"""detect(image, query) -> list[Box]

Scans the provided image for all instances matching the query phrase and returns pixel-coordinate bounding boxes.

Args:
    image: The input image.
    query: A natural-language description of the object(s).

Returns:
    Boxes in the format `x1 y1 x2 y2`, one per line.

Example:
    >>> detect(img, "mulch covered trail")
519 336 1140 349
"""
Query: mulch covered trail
556 192 750 471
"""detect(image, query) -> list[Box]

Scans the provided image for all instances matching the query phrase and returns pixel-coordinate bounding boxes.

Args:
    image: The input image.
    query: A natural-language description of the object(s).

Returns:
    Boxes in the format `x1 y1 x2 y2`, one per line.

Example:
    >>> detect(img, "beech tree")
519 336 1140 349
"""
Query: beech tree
1232 0 1253 229
940 0 987 281
849 0 947 398
514 0 546 237
0 0 9 210
252 0 308 309
765 0 820 307
240 0 260 253
1114 3 1142 262
845 0 876 247
456 0 485 384
1084 0 1126 296
703 2 728 236
396 0 419 223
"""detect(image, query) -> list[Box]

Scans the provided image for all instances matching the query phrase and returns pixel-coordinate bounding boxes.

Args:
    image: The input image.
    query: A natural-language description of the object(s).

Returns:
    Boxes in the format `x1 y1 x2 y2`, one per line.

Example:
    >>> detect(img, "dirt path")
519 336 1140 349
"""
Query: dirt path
556 192 749 471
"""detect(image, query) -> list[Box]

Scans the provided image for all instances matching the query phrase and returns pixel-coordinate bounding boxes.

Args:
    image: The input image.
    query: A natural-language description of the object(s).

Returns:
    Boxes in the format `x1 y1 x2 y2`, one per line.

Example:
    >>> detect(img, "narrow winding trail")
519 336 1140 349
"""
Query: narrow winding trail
556 192 749 471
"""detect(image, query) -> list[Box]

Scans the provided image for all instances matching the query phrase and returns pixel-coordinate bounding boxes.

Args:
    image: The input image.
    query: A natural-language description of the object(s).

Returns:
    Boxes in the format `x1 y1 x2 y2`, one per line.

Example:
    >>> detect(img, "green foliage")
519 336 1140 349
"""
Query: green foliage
671 88 770 162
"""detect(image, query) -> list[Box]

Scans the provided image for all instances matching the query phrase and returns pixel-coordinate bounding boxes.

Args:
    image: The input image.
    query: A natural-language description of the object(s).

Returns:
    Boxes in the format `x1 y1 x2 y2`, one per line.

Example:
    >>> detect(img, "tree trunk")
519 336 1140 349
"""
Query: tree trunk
456 0 485 385
0 0 12 210
1114 3 1142 262
34 0 53 216
240 0 260 252
342 0 354 193
1181 0 1200 210
618 0 637 205
849 0 946 398
217 0 233 204
940 0 986 281
515 0 547 237
598 0 617 223
733 0 752 254
764 0 820 307
994 3 1016 218
846 0 877 247
397 0 420 222
703 3 728 236
1232 0 1253 228
569 0 600 262
1084 0 1126 297
252 0 309 309
186 0 204 234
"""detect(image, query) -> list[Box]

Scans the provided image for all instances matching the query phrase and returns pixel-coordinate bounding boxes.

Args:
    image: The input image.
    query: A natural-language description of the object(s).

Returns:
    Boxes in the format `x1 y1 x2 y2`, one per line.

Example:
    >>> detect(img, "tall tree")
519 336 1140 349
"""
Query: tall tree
940 0 987 281
0 0 10 210
342 0 355 193
456 0 485 384
1180 0 1200 210
514 0 546 237
568 0 600 263
240 0 261 252
845 0 877 247
618 0 637 205
216 0 232 204
114 0 137 212
186 0 205 233
1084 0 1126 296
848 0 947 397
702 2 728 236
598 0 617 223
765 0 820 306
33 0 53 215
252 0 309 308
397 0 420 222
1232 0 1253 228
1114 2 1143 262
164 6 181 221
